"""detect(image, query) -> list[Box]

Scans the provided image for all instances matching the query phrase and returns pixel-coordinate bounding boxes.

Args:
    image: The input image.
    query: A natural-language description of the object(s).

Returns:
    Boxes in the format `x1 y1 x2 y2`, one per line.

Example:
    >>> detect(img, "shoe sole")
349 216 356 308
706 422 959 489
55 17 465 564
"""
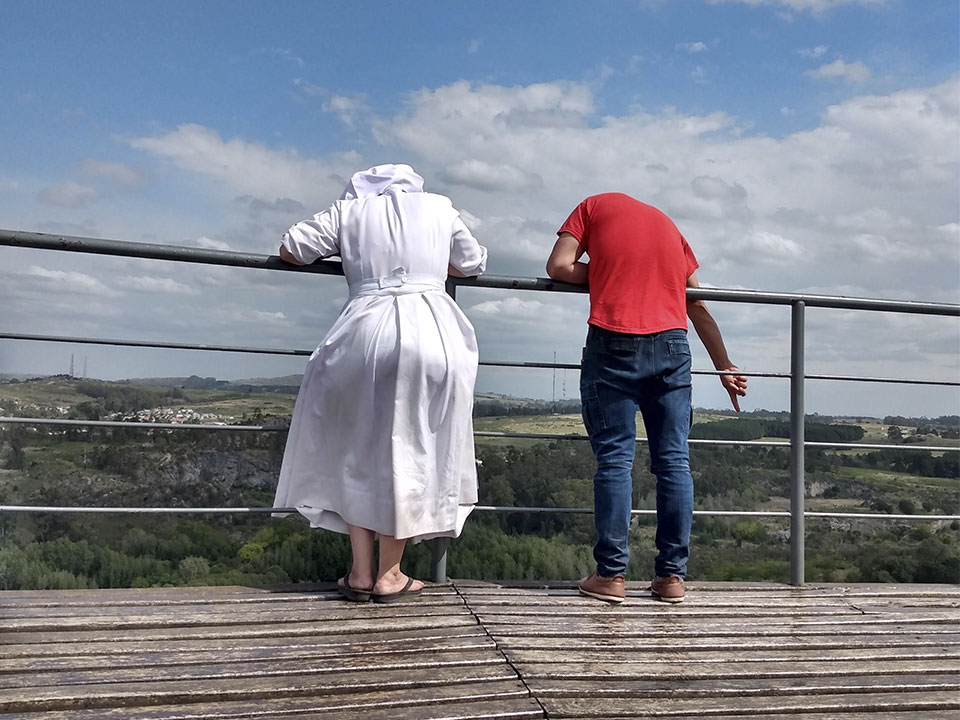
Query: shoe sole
650 590 685 603
579 586 625 604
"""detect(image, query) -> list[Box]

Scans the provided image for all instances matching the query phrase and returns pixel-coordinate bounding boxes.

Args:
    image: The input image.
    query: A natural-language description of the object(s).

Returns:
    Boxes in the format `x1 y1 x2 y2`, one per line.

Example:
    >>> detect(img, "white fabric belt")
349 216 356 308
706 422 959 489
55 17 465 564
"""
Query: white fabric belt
349 269 445 298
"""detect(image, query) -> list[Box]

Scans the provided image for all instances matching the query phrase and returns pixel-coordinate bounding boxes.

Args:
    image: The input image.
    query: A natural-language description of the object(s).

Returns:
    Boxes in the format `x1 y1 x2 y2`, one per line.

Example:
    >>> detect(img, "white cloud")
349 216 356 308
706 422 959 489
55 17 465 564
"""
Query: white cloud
806 58 871 83
38 181 99 207
798 45 829 59
194 236 232 251
468 39 481 55
710 0 889 13
676 41 708 54
266 47 304 69
322 93 369 127
129 123 361 207
83 160 144 186
115 276 199 295
25 266 121 297
247 310 290 324
468 297 575 327
439 160 543 193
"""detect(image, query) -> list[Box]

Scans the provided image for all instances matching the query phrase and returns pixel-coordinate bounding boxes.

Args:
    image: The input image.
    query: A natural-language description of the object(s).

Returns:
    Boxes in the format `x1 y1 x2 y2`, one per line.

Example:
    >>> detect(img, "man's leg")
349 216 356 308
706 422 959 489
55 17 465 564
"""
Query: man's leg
581 346 638 578
640 332 694 580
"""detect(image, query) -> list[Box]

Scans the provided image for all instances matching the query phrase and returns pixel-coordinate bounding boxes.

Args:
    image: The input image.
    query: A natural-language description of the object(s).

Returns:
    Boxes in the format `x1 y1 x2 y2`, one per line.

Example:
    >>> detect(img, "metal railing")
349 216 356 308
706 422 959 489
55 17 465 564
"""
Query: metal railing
2 229 959 586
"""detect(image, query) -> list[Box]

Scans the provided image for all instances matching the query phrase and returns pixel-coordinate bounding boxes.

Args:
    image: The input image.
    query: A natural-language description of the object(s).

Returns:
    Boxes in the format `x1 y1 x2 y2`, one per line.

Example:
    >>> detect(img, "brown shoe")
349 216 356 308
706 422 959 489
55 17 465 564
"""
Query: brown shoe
650 576 685 603
579 572 625 603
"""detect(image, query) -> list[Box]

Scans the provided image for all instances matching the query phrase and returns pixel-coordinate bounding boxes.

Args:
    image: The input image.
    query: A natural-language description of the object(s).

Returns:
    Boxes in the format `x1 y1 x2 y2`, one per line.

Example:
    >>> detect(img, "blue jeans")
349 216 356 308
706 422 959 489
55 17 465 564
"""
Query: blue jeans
580 325 693 579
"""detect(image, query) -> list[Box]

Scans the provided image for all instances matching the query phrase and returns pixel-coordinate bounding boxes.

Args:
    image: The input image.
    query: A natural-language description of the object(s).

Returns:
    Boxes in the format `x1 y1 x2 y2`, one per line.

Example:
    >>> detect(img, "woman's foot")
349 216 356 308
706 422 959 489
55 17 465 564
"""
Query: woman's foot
337 572 374 602
372 570 424 597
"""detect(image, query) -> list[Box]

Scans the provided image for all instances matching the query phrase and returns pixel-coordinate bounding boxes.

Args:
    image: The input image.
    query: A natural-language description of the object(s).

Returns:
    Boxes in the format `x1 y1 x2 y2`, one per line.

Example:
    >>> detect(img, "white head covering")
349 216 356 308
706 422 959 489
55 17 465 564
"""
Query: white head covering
339 164 425 200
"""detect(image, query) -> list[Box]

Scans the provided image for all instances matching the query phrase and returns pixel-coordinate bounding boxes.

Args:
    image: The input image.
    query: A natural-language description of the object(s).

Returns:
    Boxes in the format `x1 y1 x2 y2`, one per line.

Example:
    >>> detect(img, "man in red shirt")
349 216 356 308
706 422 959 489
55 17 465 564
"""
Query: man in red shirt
547 193 747 603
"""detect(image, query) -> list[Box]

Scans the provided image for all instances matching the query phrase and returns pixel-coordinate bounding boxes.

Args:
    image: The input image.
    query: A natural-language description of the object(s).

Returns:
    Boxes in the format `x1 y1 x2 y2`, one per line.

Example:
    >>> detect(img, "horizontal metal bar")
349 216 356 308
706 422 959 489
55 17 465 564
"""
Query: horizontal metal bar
0 417 273 431
5 418 957 452
5 332 959 388
1 504 955 521
803 511 960 520
0 332 312 357
0 229 345 276
805 373 960 387
805 441 960 451
475 431 793 447
4 229 958 315
476 507 959 520
0 505 295 514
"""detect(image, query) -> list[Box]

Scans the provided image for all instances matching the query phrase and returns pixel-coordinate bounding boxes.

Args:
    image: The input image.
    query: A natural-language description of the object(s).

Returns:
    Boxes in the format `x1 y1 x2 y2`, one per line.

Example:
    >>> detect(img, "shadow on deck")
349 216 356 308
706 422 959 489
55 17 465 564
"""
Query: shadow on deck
0 581 958 719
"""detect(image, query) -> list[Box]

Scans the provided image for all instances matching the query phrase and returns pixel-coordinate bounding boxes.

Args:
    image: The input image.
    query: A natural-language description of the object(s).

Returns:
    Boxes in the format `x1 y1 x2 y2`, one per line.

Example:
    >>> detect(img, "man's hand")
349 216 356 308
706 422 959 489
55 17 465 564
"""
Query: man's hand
719 367 748 412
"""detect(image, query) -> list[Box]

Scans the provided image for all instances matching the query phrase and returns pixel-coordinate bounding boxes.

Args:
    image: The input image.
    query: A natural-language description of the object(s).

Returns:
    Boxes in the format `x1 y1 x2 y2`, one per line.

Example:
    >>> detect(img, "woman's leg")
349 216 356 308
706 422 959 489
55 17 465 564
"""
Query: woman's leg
345 524 376 590
373 535 424 595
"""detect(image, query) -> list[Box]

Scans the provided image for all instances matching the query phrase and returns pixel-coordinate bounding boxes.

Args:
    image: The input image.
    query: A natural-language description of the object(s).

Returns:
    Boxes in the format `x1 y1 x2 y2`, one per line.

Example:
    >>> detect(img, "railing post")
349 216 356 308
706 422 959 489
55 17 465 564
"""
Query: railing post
790 300 805 586
430 537 449 583
427 277 459 583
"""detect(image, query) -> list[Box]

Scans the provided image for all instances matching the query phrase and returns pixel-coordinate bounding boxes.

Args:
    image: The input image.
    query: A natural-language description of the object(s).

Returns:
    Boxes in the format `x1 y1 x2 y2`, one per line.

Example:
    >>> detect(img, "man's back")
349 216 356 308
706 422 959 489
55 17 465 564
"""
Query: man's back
558 193 698 335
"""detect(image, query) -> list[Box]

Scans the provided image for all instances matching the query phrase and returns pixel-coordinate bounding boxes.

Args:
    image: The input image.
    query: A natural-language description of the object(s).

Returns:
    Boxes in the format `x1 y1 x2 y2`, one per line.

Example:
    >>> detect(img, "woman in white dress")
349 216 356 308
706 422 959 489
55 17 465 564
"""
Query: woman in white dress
273 164 487 603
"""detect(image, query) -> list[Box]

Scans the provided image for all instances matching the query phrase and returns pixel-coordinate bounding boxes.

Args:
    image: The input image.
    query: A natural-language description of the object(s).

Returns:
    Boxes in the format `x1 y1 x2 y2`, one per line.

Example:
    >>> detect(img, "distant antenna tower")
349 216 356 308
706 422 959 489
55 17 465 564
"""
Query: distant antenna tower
552 351 557 404
69 353 75 378
82 356 88 379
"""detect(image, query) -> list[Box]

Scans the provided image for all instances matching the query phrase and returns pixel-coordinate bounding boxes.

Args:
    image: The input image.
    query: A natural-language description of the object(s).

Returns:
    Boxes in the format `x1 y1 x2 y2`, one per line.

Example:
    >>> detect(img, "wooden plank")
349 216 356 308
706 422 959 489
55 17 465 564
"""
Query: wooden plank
625 713 960 720
456 593 857 608
0 603 472 631
0 679 533 718
470 603 868 623
540 690 960 718
480 616 959 634
454 581 960 595
0 634 497 673
502 646 960 665
496 633 960 651
0 626 489 659
9 698 544 720
0 649 505 690
0 595 466 619
524 672 960 697
0 585 456 608
0 613 480 645
473 608 960 623
0 664 520 713
513 658 958 681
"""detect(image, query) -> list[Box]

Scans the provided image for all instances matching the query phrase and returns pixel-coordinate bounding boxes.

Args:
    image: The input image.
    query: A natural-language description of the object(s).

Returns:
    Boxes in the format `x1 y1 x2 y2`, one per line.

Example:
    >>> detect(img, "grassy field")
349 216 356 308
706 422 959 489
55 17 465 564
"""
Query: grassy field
0 378 96 413
170 392 297 418
835 465 959 492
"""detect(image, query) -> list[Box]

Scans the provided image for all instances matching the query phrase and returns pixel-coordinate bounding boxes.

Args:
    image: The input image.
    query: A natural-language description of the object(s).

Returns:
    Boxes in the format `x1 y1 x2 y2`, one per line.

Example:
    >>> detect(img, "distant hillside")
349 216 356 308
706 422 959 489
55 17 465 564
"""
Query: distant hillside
121 375 301 394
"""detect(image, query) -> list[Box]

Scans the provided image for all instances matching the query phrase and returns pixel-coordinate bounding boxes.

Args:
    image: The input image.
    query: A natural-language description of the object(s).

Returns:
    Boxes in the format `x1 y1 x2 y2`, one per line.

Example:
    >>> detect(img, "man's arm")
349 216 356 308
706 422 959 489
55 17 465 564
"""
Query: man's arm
686 271 748 411
546 232 589 285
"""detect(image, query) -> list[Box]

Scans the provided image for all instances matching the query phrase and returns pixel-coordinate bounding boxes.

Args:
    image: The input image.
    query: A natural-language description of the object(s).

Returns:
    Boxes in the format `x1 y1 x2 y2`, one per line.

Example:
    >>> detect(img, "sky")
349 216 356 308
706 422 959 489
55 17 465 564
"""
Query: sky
0 0 958 418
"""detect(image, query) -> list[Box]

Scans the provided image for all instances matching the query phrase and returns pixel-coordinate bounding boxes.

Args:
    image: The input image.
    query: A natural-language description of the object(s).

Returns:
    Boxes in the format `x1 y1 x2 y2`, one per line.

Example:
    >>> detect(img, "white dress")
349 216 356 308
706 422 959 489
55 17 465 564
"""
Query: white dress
273 188 487 541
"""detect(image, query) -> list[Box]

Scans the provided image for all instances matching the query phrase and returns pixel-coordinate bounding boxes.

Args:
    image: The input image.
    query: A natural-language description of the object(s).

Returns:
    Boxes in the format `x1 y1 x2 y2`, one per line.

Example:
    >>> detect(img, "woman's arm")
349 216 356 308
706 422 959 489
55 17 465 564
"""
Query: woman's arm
449 214 487 277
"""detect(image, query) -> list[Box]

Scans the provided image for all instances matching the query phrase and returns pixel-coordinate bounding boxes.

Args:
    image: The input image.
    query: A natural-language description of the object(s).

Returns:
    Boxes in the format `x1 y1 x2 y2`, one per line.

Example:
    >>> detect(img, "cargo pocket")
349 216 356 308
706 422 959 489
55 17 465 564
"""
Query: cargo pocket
581 381 606 432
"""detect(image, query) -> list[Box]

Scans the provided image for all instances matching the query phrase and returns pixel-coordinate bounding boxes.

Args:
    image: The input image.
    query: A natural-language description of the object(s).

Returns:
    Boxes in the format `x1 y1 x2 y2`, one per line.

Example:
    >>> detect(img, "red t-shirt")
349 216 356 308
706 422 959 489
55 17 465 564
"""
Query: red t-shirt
558 193 699 334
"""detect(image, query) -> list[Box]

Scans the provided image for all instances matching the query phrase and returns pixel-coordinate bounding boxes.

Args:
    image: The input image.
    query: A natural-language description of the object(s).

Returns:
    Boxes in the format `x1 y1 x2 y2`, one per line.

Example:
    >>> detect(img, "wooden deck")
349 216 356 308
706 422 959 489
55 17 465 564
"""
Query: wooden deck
0 581 957 719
